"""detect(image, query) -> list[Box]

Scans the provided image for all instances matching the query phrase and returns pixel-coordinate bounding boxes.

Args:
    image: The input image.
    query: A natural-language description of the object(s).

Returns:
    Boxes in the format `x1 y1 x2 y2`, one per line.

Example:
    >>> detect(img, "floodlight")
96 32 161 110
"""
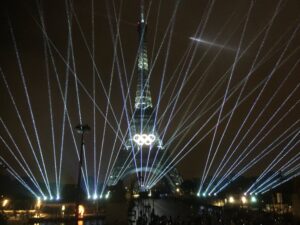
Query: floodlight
251 196 257 203
241 196 247 204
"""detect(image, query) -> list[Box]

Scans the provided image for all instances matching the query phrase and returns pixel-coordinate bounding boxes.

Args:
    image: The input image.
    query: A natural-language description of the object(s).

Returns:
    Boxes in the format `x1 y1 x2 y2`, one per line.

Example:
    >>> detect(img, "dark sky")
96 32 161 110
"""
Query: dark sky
0 0 299 195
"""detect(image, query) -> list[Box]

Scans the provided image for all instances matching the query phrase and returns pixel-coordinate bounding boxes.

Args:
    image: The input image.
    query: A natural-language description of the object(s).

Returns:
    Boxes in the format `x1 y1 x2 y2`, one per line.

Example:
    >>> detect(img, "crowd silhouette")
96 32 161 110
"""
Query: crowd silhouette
128 200 295 225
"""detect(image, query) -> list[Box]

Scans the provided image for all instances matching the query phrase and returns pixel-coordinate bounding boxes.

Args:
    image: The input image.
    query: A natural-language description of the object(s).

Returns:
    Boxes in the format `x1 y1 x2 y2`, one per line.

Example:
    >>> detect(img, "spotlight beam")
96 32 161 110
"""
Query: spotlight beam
233 124 300 181
110 0 135 113
96 0 136 191
107 0 180 187
40 4 91 196
43 33 59 197
38 18 90 193
249 137 300 194
212 83 300 194
58 33 72 195
164 10 292 148
0 119 44 193
38 6 60 195
0 68 50 195
208 128 298 194
206 53 300 193
0 134 44 196
157 10 238 138
213 118 299 194
65 3 91 194
107 0 141 185
69 1 127 138
94 0 114 192
147 44 298 187
261 172 300 194
150 0 162 63
147 79 264 186
159 0 286 139
204 0 282 193
8 19 52 196
159 0 217 146
199 1 254 194
145 0 217 186
101 0 159 193
98 0 130 191
250 131 300 193
204 23 300 194
33 15 124 142
144 11 239 185
91 0 97 196
147 75 274 187
144 1 180 186
247 141 299 193
0 157 38 197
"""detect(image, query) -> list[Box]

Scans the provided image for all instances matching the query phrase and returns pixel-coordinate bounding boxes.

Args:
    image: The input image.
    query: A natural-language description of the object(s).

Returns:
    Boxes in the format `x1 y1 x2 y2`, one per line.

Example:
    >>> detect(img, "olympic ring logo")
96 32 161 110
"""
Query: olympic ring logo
133 134 156 146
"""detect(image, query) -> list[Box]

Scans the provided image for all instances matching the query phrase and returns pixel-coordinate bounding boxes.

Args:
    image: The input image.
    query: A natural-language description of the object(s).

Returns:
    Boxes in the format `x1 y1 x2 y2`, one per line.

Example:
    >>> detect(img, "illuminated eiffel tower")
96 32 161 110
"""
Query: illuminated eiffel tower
107 0 182 191
124 0 163 150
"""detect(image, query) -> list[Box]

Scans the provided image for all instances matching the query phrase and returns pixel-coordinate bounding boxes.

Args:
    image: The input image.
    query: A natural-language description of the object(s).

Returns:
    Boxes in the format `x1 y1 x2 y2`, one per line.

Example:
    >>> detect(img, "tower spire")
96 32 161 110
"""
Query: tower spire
140 0 145 23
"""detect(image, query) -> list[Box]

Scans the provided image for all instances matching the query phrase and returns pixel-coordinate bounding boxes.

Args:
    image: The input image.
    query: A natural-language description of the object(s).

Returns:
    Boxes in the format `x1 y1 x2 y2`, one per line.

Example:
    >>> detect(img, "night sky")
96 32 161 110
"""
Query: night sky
0 0 299 193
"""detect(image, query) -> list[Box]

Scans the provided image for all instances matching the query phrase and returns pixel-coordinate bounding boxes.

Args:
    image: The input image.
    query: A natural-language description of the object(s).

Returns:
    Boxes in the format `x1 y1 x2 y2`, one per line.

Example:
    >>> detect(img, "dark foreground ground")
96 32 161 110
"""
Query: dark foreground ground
127 198 298 225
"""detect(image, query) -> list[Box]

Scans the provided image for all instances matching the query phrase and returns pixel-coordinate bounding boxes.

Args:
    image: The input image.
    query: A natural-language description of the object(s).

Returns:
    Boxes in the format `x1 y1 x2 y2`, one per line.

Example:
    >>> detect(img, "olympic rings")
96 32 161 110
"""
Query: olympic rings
133 133 156 146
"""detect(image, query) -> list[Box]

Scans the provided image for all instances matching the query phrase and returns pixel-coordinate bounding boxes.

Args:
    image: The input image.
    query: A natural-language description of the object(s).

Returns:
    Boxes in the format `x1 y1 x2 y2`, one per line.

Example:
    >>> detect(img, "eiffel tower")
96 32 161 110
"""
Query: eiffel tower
107 0 182 192
124 0 162 151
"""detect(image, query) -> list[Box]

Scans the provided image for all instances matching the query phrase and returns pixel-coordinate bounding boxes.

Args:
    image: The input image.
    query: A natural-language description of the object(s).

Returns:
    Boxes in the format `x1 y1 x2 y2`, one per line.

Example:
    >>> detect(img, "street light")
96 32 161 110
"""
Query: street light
241 196 247 204
228 196 235 204
75 124 90 219
2 199 9 207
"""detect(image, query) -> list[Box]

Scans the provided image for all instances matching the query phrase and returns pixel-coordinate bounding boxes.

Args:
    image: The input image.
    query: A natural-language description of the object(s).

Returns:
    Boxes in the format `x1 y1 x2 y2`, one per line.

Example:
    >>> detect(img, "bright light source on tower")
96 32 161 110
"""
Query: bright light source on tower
133 133 156 146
